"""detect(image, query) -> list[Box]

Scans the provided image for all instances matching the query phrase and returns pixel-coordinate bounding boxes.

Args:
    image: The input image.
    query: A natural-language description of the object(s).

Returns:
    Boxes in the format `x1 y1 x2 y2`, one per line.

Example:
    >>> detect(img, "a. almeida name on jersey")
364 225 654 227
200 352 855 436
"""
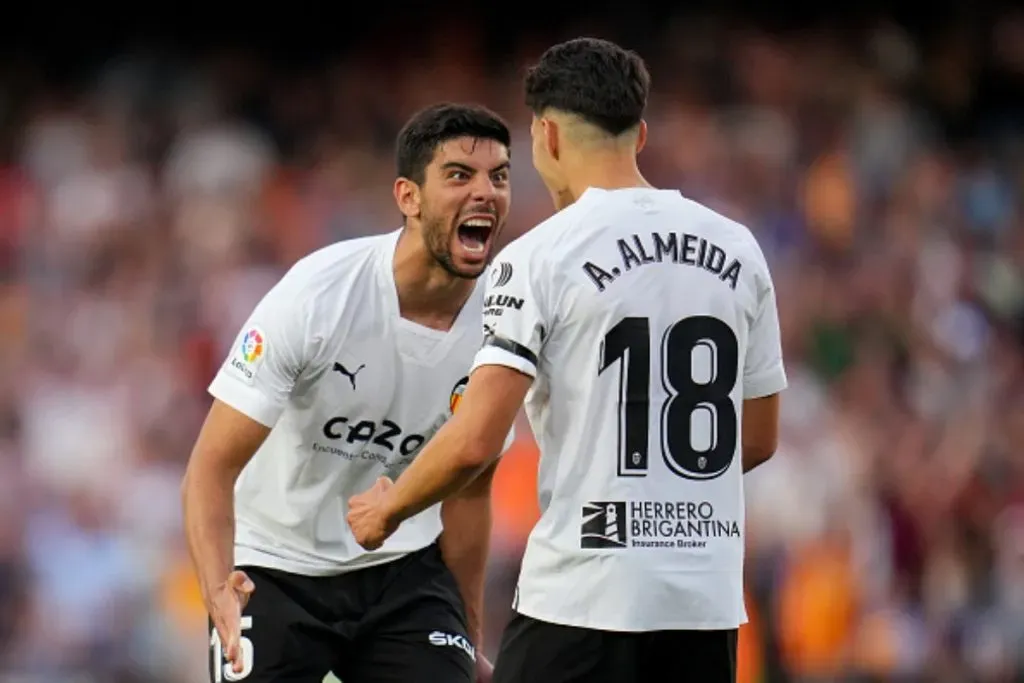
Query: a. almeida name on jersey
581 230 743 293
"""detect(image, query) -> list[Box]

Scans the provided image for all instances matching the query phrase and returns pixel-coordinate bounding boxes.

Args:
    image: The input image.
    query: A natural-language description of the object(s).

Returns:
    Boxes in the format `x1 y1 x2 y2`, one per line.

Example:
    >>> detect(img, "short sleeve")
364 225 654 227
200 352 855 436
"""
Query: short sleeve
471 249 549 378
743 273 787 399
208 276 311 427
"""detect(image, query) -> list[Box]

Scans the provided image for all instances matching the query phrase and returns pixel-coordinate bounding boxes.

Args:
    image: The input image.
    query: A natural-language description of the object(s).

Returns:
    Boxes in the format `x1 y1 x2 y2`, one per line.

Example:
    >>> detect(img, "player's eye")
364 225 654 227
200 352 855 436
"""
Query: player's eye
448 170 470 181
491 170 510 184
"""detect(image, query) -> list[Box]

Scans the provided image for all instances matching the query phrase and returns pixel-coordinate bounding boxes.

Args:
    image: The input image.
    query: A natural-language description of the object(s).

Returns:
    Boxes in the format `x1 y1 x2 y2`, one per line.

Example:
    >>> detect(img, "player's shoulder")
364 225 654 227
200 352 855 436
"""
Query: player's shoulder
676 196 772 274
672 195 765 252
288 230 393 278
495 196 599 265
274 230 397 306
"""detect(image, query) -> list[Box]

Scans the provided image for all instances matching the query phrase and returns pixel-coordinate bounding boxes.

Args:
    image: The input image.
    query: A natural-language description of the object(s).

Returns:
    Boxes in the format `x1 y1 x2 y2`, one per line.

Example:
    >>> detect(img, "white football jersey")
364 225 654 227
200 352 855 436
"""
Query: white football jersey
210 229 506 576
473 187 787 631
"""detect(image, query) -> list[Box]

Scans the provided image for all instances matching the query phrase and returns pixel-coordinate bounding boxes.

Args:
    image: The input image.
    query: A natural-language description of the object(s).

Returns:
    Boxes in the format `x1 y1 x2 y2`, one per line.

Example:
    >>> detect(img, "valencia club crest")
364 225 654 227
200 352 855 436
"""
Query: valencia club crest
450 376 469 415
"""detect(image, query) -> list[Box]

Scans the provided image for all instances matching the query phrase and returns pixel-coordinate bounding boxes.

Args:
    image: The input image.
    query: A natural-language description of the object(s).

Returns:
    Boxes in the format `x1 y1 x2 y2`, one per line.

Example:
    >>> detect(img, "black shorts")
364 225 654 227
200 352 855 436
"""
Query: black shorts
493 612 738 683
208 543 475 683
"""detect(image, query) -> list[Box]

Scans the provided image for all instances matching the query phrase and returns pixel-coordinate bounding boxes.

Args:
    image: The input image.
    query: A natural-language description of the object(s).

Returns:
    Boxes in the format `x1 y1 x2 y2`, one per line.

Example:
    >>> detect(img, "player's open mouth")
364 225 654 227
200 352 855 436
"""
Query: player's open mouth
456 216 495 255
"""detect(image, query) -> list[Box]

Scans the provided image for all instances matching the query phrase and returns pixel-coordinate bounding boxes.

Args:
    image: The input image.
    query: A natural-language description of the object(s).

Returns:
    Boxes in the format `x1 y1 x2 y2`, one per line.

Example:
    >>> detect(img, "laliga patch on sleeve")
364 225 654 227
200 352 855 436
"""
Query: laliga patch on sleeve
225 326 267 385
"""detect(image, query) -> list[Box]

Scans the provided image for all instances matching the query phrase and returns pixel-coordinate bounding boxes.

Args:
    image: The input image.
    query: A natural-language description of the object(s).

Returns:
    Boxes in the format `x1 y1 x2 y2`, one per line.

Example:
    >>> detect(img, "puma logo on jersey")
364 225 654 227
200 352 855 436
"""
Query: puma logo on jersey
332 362 365 389
428 631 476 661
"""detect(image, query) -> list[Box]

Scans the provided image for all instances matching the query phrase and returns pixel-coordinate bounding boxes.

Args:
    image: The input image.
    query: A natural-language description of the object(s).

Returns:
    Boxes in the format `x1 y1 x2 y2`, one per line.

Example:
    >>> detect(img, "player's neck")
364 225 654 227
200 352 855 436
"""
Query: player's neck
564 155 652 205
393 233 475 330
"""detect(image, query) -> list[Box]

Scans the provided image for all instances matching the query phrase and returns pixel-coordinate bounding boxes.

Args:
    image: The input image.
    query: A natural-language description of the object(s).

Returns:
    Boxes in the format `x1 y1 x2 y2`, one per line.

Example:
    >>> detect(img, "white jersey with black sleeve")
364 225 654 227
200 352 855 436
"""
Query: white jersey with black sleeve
209 229 509 576
472 187 787 631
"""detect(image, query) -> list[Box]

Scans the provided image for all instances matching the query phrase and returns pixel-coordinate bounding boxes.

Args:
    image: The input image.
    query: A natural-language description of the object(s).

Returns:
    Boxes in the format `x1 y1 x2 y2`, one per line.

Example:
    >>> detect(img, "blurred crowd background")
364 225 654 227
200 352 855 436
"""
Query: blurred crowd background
1 4 1023 682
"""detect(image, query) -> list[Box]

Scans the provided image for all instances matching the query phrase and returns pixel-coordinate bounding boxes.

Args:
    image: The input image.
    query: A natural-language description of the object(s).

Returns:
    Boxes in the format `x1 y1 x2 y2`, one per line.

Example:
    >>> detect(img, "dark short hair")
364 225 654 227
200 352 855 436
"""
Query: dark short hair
524 37 650 137
395 103 511 185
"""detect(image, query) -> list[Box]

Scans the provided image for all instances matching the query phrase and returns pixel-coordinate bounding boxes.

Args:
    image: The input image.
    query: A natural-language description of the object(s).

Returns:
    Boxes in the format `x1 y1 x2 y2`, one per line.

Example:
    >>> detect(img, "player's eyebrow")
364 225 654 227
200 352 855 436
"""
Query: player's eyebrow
441 161 511 174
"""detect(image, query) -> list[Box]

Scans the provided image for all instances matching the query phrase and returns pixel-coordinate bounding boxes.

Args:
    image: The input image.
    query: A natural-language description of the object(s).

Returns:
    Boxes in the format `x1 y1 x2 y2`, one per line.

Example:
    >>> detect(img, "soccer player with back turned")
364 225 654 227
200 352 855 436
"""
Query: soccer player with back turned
348 38 786 683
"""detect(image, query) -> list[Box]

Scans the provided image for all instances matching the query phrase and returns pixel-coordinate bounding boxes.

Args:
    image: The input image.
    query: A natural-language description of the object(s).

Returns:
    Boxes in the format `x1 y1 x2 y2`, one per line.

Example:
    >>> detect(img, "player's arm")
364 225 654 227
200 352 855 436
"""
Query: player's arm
182 401 272 608
181 280 310 611
381 366 531 527
742 394 780 472
439 460 498 649
360 251 545 537
741 270 787 473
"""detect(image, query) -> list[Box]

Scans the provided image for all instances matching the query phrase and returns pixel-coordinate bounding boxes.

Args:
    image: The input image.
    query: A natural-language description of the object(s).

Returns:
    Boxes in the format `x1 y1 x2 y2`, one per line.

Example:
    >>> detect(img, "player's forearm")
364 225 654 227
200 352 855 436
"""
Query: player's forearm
383 417 497 527
438 464 496 647
182 467 239 609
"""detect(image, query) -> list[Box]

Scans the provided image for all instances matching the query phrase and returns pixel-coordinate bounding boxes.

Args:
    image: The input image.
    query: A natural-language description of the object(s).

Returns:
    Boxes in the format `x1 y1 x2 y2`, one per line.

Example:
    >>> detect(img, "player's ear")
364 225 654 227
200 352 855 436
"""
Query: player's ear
543 117 560 162
393 177 422 220
635 120 648 154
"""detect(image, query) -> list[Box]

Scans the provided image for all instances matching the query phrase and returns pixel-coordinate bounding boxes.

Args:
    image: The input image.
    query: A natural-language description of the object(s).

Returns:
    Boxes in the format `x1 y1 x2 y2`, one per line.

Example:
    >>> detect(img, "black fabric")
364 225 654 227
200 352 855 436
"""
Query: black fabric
207 544 475 683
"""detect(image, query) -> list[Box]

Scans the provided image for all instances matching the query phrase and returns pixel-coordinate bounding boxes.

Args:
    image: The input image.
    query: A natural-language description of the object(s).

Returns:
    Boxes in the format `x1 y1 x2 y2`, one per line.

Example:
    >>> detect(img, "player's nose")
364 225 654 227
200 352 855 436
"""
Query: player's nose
469 173 500 201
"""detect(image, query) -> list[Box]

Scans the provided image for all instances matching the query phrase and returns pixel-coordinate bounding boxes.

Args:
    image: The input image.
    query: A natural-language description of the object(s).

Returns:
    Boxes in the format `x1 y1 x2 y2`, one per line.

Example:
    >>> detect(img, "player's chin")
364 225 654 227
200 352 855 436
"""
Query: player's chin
447 254 490 280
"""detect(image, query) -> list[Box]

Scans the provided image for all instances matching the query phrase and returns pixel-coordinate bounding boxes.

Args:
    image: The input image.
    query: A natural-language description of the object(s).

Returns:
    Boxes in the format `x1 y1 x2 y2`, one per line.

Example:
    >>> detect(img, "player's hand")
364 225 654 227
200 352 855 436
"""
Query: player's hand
475 653 494 683
209 570 256 676
347 476 398 550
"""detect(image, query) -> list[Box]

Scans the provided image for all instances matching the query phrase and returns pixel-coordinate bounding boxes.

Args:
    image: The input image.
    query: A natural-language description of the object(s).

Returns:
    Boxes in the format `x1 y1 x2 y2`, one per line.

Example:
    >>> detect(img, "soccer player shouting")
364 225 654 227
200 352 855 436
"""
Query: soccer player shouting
183 103 513 683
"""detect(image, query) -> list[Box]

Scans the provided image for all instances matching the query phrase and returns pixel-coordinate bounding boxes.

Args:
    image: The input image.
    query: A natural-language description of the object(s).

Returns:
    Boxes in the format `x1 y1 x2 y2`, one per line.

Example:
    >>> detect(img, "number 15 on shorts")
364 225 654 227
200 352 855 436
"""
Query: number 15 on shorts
210 616 254 681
